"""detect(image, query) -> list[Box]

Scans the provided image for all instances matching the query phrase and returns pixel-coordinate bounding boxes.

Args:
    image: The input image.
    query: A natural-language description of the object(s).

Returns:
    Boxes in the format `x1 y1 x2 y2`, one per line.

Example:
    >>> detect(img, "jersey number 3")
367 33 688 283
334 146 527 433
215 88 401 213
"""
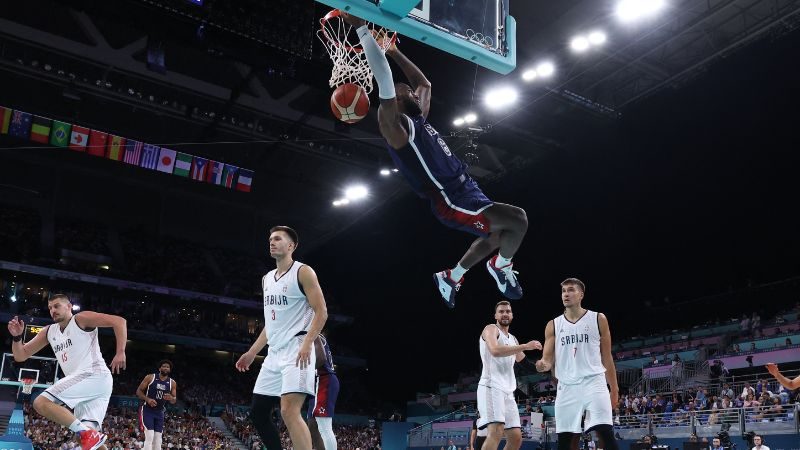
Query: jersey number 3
271 310 276 320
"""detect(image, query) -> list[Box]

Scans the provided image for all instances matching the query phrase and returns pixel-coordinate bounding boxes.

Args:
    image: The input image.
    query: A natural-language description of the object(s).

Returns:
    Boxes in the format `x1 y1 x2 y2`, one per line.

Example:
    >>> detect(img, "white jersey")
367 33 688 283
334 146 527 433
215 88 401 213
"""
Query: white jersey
553 310 605 385
47 315 110 376
478 324 518 393
262 261 314 350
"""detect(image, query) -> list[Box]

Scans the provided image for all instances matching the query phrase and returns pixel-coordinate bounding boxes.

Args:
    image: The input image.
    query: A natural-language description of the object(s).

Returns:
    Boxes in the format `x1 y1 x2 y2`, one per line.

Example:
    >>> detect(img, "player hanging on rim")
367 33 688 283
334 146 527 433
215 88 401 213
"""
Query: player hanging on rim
535 279 619 450
235 226 328 450
7 294 127 450
136 360 177 450
340 12 529 308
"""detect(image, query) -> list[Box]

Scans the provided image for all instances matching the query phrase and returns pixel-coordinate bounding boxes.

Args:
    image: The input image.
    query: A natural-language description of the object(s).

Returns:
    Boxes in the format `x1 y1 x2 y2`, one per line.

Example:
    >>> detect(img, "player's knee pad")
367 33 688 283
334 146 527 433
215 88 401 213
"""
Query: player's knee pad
557 432 581 450
251 394 282 450
588 425 618 450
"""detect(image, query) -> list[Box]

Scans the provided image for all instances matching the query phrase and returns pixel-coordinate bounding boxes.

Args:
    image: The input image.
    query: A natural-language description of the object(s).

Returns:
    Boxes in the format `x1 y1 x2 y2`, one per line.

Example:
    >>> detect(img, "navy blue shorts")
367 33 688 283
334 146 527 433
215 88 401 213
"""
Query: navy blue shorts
430 178 494 238
307 372 340 419
139 405 165 433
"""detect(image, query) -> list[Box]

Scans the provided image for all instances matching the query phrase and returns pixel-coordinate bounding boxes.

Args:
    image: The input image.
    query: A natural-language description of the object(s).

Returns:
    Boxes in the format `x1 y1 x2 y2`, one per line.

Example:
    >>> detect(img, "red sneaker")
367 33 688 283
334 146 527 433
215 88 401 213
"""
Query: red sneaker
80 429 107 450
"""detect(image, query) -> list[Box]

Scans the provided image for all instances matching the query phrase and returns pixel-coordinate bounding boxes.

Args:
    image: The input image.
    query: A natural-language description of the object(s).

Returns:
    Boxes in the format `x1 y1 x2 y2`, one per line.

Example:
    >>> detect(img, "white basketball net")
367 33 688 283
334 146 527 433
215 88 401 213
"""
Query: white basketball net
21 379 34 395
317 10 396 94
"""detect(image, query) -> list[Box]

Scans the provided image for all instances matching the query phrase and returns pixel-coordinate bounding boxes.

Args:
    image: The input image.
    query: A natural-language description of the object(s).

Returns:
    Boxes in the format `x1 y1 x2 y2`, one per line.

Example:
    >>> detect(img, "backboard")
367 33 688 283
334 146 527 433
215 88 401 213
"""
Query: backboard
315 0 516 74
0 353 59 389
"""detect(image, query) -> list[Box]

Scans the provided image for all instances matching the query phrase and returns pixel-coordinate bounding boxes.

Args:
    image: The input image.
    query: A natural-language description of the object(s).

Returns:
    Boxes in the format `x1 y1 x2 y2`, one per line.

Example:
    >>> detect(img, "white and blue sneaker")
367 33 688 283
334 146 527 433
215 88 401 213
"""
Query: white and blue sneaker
433 270 462 309
486 255 523 300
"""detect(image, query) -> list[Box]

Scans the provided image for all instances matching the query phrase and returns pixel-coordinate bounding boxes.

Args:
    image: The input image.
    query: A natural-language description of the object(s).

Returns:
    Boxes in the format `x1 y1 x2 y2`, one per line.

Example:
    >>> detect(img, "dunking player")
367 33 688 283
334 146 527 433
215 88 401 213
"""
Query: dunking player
7 294 127 450
307 333 339 450
341 13 529 308
478 301 542 450
535 279 619 450
136 360 177 450
235 226 328 450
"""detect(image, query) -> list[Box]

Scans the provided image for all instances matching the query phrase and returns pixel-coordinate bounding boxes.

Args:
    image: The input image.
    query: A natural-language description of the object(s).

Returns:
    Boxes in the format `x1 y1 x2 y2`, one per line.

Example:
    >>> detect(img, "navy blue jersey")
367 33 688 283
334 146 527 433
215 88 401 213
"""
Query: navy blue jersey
318 335 336 375
387 114 469 199
145 373 172 412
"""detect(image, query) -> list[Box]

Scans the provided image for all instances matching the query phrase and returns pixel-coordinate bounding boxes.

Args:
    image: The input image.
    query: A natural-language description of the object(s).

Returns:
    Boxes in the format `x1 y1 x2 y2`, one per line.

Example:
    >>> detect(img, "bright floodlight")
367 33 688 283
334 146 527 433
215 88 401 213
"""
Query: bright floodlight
570 36 589 52
464 113 477 123
332 200 342 206
380 169 391 176
588 30 607 45
453 117 465 126
344 185 368 200
535 61 555 78
484 87 518 109
616 0 665 22
521 69 537 81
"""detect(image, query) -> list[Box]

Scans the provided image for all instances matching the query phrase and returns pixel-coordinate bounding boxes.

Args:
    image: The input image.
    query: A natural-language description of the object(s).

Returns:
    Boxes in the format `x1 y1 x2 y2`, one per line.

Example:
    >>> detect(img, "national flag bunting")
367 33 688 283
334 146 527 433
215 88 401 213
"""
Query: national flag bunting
190 157 208 181
69 125 89 151
157 147 177 173
30 116 52 144
140 144 160 170
8 111 32 139
124 140 143 165
222 164 239 188
236 169 253 192
107 135 126 161
0 107 11 134
87 130 108 157
173 152 192 177
207 161 224 185
50 121 72 147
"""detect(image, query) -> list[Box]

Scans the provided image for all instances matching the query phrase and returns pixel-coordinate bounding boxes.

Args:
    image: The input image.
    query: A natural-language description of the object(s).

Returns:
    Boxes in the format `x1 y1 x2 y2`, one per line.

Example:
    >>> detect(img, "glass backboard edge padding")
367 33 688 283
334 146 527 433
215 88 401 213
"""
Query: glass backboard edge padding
315 0 517 74
376 0 420 18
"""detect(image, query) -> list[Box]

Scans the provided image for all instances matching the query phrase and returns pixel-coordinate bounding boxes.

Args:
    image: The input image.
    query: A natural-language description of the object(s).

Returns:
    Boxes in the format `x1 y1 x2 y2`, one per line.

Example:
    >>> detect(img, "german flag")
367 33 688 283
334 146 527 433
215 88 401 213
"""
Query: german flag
30 116 52 144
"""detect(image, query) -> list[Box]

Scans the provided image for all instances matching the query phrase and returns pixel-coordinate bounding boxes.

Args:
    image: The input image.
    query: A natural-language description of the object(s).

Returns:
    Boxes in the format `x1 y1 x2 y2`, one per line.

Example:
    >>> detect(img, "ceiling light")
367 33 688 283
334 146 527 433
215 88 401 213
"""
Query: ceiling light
464 113 477 123
588 30 607 45
535 61 555 78
380 169 391 176
521 69 537 81
484 87 519 109
616 0 666 23
344 185 368 200
453 118 465 126
570 36 589 52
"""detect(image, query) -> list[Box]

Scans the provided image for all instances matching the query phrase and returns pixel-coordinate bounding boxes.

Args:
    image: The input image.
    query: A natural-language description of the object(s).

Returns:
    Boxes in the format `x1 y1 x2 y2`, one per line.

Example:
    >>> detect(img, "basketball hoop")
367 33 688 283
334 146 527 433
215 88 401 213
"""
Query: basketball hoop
317 9 397 94
21 378 34 395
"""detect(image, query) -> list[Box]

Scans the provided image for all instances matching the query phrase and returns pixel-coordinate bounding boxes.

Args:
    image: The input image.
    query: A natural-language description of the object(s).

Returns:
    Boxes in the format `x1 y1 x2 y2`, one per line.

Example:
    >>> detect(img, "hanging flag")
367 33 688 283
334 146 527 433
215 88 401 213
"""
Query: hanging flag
87 130 108 156
1 107 14 134
124 140 143 165
206 160 224 185
8 111 32 139
69 125 89 151
173 152 192 177
222 164 239 188
50 121 72 147
157 147 177 173
190 157 208 181
30 116 52 144
106 135 126 161
236 169 253 192
140 144 160 170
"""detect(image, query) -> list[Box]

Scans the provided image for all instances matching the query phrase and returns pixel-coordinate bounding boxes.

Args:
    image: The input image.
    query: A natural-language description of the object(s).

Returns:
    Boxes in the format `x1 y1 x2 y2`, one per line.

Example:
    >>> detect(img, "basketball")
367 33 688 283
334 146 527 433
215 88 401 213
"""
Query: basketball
330 83 370 124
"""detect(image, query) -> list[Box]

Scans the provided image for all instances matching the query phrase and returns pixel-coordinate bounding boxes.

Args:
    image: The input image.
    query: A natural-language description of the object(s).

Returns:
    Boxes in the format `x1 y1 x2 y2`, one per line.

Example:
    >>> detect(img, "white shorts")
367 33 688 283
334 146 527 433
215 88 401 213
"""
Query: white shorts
477 385 520 429
555 374 612 433
41 371 113 429
254 334 316 397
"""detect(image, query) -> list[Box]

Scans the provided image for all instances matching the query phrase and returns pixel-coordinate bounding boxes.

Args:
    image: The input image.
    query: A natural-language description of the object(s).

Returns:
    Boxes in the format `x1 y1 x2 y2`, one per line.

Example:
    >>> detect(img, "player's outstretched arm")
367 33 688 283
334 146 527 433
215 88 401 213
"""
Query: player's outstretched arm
535 320 555 372
386 47 431 118
75 311 127 373
297 265 329 369
236 327 267 372
598 313 619 408
137 374 157 407
482 325 541 357
766 363 800 390
7 317 49 362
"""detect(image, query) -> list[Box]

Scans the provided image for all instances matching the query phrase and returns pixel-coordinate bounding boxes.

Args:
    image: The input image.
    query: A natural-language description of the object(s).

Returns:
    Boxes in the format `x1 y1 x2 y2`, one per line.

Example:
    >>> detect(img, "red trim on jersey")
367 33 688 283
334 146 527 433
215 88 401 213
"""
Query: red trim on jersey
138 405 145 433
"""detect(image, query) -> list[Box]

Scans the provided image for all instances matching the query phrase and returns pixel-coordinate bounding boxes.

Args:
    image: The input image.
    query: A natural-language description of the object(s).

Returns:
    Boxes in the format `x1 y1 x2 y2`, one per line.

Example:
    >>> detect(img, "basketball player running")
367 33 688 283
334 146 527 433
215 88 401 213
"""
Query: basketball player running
341 13 529 308
136 360 177 450
235 226 328 450
307 333 339 450
478 301 542 450
535 279 619 450
7 294 127 450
